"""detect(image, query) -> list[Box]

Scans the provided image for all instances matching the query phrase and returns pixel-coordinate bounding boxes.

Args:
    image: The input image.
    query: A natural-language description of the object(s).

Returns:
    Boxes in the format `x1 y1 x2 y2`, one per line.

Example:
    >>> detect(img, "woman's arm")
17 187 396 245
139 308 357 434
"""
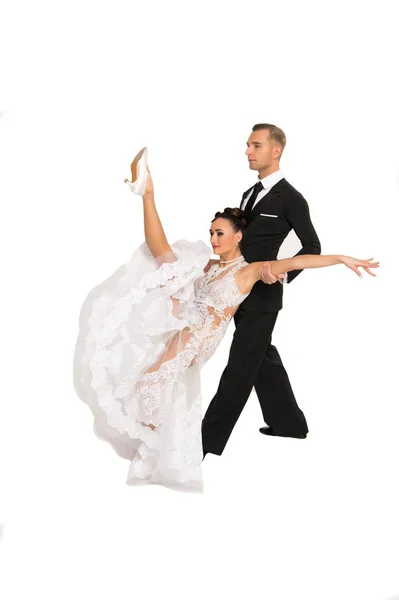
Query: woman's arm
238 255 379 293
269 255 379 279
266 254 379 281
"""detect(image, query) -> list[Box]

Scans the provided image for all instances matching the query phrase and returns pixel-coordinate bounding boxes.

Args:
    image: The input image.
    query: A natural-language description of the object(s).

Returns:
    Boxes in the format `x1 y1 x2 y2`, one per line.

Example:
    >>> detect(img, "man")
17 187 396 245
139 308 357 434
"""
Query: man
202 123 321 457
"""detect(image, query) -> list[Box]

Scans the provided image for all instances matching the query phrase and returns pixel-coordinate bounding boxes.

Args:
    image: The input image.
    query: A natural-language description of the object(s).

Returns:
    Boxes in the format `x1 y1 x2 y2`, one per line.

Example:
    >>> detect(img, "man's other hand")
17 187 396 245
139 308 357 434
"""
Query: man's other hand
260 262 286 284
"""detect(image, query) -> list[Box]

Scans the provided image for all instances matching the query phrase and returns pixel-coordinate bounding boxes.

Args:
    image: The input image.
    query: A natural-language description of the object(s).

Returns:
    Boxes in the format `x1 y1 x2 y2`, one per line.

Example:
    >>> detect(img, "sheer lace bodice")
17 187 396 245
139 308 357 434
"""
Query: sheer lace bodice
190 260 249 364
194 260 249 317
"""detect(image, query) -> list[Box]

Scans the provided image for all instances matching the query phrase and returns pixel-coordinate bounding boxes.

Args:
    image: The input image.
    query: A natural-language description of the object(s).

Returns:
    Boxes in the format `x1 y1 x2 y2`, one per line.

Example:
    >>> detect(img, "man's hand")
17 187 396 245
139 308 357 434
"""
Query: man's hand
260 262 286 285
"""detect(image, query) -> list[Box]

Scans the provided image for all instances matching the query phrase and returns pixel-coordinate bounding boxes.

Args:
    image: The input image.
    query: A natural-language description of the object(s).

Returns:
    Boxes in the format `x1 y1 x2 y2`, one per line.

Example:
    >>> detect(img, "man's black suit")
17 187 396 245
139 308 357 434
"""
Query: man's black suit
201 177 321 455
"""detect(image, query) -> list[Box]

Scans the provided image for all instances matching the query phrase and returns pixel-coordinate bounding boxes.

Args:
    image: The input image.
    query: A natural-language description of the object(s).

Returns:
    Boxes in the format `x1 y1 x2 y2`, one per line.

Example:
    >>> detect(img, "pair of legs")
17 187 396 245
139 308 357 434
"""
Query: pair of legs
201 308 308 456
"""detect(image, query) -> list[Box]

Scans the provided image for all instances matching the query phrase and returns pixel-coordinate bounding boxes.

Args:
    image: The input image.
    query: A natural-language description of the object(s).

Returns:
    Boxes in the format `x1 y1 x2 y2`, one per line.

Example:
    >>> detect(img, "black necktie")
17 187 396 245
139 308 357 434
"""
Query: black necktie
244 181 264 215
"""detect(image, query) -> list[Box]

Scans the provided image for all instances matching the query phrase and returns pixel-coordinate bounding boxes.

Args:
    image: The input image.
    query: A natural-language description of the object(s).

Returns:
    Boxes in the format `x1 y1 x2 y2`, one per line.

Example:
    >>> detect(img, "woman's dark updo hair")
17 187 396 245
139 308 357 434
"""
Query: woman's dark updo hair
211 207 247 250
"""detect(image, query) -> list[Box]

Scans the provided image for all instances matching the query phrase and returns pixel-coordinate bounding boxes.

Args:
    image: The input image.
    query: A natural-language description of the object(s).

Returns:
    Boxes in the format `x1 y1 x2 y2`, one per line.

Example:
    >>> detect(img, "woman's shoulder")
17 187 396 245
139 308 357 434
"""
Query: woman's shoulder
234 261 259 294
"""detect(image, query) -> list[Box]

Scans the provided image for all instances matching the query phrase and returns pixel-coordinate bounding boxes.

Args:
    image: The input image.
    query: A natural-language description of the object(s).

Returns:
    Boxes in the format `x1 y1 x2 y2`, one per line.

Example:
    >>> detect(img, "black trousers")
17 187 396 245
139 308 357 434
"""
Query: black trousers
201 308 308 455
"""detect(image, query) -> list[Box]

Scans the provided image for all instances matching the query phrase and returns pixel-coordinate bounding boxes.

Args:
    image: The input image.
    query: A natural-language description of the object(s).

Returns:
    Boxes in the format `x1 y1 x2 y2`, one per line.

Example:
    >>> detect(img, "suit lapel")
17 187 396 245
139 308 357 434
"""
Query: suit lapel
245 178 286 222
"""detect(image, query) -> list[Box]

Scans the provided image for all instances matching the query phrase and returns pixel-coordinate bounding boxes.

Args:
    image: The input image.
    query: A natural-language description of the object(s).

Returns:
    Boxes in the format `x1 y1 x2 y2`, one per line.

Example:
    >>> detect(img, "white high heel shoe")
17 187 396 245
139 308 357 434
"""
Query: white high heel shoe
124 147 148 195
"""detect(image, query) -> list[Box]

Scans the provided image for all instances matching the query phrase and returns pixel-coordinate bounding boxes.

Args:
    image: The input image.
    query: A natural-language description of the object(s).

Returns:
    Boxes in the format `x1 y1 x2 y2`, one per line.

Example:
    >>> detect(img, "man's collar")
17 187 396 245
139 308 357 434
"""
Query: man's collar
258 169 284 187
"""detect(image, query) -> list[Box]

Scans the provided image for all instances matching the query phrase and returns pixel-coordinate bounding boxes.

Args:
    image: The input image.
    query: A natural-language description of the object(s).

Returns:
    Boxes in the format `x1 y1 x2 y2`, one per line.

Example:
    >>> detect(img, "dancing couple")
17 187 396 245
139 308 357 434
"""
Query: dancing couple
73 124 378 492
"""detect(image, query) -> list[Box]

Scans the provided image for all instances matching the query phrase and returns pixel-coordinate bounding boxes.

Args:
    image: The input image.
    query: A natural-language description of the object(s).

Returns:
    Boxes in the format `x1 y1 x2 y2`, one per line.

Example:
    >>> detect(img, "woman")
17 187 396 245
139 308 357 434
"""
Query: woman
73 147 379 492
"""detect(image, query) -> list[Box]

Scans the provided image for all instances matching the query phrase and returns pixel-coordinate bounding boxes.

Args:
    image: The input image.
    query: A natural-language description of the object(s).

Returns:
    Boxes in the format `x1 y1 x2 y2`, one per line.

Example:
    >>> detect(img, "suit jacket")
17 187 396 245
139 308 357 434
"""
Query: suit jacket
239 178 321 312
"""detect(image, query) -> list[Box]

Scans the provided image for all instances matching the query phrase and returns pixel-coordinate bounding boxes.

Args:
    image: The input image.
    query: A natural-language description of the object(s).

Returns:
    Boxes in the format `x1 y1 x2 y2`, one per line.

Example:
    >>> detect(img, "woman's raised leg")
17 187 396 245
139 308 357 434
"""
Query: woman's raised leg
141 172 173 259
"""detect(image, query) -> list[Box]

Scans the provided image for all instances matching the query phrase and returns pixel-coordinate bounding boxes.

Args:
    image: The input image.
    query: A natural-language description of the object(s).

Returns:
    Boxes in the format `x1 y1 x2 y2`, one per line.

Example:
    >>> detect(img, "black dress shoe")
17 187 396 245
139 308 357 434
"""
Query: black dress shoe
259 426 307 439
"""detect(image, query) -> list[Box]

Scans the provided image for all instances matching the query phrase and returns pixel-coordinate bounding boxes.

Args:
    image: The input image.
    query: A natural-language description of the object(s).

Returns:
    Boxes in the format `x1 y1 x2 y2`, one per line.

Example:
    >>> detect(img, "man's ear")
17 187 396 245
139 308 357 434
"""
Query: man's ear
273 145 282 159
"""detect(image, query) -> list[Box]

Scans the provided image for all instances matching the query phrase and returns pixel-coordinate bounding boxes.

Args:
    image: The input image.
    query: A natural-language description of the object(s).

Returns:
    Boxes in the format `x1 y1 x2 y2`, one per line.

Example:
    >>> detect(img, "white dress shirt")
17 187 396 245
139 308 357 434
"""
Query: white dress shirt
242 169 288 284
241 169 285 210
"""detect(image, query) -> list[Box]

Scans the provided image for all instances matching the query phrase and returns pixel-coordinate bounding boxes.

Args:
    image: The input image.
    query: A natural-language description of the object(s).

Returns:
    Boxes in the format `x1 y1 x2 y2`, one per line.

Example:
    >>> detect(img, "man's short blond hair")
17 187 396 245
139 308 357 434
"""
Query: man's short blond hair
252 123 286 157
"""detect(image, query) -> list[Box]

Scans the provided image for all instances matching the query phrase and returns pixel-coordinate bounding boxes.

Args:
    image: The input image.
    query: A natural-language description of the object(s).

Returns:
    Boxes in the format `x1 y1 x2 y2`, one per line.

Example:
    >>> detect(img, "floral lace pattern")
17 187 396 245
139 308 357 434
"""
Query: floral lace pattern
74 240 249 492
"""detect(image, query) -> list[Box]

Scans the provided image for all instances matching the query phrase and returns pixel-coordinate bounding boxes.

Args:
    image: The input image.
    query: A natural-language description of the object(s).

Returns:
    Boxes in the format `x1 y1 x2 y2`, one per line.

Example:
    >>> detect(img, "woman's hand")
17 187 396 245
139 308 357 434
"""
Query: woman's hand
340 256 380 278
204 260 212 274
203 259 219 274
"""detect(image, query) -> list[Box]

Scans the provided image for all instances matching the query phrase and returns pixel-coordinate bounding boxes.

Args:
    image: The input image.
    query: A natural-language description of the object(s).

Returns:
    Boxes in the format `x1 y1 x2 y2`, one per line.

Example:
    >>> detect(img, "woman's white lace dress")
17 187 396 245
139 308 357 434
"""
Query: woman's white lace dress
73 240 249 492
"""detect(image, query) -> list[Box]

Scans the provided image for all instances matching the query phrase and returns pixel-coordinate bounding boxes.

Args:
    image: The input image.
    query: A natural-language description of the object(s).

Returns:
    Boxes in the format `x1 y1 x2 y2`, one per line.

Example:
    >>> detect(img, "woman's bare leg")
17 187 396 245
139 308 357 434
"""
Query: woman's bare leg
138 328 194 431
142 172 173 259
136 174 179 431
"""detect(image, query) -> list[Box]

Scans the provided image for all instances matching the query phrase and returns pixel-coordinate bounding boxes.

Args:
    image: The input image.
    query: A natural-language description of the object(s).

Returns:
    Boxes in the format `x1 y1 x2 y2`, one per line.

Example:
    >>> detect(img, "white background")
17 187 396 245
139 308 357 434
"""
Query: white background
1 1 398 599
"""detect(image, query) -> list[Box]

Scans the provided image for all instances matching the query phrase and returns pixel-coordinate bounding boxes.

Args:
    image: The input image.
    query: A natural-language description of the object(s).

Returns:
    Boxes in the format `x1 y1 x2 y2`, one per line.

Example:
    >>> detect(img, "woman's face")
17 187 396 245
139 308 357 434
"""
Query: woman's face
209 218 242 255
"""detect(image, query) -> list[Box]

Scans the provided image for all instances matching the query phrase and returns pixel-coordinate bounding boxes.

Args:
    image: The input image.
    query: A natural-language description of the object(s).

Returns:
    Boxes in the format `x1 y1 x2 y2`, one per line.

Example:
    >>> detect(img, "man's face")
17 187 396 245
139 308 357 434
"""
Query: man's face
245 129 280 172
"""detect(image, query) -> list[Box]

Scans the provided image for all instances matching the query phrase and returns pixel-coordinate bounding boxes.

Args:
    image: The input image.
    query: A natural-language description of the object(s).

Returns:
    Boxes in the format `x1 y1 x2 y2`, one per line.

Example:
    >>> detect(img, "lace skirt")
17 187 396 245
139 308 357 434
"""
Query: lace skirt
73 239 211 492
